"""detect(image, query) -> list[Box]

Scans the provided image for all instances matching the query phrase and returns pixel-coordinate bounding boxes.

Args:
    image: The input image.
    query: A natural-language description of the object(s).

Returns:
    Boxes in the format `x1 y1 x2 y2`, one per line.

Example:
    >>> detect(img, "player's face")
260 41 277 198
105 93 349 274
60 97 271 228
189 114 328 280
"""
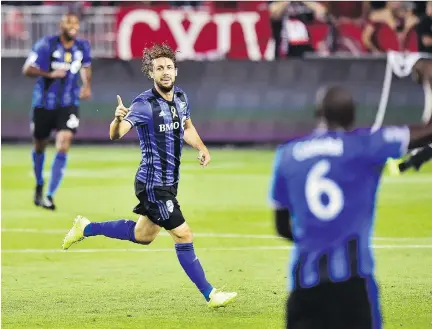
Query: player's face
152 57 176 92
427 1 432 16
60 15 80 40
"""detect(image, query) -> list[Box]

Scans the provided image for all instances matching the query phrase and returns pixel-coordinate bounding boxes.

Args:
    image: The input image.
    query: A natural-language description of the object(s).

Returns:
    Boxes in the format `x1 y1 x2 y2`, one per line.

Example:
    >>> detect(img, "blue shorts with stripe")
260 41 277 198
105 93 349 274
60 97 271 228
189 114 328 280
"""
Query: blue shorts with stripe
286 275 382 329
133 179 185 230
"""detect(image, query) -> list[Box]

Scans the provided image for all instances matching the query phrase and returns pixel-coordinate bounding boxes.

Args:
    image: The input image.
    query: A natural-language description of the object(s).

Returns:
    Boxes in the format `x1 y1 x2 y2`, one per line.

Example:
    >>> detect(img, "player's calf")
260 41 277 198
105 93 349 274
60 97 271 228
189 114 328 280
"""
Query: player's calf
80 215 159 245
44 130 73 208
166 223 214 301
32 139 48 207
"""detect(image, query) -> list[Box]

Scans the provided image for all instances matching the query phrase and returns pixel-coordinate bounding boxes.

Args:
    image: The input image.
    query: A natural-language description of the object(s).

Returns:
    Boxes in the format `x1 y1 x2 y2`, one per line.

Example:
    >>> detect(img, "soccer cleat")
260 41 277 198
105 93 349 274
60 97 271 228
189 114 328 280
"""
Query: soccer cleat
42 196 56 211
207 288 238 308
34 184 44 206
386 158 402 176
62 215 91 250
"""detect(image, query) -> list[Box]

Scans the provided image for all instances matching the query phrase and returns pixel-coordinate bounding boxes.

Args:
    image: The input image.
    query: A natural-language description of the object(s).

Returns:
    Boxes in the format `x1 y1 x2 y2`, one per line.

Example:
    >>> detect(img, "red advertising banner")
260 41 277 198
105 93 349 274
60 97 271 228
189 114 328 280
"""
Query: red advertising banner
115 6 418 61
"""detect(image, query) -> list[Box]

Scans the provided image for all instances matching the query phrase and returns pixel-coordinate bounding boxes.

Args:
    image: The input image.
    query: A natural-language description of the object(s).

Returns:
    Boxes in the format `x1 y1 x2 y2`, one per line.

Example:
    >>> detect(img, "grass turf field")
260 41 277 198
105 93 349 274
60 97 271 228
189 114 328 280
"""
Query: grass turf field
2 144 432 329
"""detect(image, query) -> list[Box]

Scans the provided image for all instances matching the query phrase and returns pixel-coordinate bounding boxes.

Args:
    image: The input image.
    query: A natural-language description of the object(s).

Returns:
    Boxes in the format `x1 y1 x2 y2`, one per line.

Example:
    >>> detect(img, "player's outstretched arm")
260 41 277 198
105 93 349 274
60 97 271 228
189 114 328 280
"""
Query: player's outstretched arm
22 65 66 79
183 119 211 166
109 95 132 140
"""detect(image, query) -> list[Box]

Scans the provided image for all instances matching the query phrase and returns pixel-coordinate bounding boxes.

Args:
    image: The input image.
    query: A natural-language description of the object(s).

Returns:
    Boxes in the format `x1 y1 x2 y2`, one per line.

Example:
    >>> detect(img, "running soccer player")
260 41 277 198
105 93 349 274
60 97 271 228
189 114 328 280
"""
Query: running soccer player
270 86 432 329
23 13 92 211
62 43 237 308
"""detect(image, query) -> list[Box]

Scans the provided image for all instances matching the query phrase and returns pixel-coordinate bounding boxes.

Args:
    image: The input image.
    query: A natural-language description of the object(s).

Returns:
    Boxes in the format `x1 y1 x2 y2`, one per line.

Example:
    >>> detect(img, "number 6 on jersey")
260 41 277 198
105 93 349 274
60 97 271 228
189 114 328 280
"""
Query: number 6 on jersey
305 160 344 221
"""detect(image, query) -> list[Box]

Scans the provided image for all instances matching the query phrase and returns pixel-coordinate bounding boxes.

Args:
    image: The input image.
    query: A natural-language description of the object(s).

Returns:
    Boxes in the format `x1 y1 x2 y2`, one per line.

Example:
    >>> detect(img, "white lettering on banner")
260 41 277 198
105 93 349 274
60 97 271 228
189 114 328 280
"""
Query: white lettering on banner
117 9 160 60
117 9 269 61
161 10 211 61
212 13 236 57
236 12 261 61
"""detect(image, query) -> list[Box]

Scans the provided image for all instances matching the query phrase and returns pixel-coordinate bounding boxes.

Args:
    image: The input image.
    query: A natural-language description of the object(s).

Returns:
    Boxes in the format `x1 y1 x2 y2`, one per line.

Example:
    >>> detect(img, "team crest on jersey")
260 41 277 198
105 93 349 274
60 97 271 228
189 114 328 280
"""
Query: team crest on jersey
64 52 72 63
179 102 187 111
166 200 174 213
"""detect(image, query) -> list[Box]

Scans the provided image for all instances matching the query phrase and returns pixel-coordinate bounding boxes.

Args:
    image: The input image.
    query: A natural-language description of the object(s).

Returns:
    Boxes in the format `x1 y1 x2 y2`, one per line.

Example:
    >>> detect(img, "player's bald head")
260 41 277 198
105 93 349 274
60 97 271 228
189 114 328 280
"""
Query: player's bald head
60 12 79 24
60 13 80 41
315 86 355 129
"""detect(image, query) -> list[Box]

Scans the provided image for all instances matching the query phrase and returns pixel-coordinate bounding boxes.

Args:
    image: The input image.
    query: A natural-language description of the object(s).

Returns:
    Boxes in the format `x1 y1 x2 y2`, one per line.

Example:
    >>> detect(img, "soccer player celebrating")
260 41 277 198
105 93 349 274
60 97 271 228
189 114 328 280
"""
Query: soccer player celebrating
62 43 237 308
270 86 432 329
23 13 92 211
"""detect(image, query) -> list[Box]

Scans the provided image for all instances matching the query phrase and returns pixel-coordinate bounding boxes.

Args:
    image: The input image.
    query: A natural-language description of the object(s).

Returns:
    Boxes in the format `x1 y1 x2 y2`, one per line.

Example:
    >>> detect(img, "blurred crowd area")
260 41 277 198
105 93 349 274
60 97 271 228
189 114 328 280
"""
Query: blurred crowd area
2 1 431 58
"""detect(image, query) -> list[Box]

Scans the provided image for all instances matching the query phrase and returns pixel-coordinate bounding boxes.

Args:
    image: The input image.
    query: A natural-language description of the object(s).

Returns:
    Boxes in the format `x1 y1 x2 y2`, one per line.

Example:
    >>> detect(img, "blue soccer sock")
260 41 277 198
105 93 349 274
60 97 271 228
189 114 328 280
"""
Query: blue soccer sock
175 243 214 301
32 150 45 186
47 152 67 197
83 219 137 243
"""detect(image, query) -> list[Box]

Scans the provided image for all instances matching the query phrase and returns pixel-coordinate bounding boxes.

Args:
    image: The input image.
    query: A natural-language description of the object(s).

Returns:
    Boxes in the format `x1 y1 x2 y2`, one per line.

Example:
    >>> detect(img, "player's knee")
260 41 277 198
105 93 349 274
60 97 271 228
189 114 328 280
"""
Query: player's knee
171 224 193 243
34 139 47 153
133 229 156 245
136 238 153 246
55 134 73 153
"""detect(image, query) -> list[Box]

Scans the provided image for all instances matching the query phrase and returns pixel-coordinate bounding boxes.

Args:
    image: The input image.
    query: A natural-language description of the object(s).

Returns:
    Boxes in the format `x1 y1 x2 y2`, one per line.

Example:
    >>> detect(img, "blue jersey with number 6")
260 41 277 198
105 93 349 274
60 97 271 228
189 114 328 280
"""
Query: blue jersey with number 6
270 126 410 291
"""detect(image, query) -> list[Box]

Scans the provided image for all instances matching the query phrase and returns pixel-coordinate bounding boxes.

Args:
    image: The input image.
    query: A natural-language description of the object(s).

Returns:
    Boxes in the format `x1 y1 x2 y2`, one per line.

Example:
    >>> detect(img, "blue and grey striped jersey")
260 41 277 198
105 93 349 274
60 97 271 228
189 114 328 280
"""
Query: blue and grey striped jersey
269 126 410 291
124 87 191 187
25 35 92 109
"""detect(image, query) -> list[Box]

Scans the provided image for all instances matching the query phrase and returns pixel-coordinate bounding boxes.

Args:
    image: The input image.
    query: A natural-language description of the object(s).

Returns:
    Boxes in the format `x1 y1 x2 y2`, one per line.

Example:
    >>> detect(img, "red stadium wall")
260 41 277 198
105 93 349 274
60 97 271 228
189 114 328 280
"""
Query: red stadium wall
115 6 419 61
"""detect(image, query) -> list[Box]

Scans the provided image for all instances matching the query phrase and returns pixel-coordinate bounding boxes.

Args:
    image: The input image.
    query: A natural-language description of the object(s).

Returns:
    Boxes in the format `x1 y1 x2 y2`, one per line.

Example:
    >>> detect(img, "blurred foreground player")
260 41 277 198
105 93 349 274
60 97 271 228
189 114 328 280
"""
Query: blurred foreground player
23 13 92 210
62 43 237 308
269 86 432 329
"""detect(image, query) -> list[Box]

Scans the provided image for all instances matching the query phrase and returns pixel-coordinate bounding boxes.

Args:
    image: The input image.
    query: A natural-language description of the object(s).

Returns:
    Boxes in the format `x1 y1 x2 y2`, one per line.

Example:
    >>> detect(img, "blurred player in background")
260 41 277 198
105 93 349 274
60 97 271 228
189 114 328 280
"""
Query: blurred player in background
62 43 237 308
270 86 432 329
23 12 92 211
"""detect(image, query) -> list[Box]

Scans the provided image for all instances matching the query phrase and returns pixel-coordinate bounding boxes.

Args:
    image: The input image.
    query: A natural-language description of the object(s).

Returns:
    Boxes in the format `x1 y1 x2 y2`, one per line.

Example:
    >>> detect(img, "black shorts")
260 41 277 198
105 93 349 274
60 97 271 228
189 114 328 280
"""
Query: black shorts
133 179 185 230
31 106 79 140
286 276 382 329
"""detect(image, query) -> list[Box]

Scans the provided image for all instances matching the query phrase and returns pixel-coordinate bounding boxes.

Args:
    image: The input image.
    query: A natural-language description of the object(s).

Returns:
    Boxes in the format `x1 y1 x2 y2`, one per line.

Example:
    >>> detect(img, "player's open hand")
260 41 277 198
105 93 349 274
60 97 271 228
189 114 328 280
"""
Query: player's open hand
115 95 129 121
49 69 67 79
198 149 211 167
79 85 92 100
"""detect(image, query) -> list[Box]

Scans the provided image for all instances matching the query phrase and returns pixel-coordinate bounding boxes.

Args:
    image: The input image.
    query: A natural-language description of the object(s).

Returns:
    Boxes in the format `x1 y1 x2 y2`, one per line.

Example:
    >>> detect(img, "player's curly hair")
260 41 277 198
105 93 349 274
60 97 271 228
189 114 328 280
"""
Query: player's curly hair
142 43 177 79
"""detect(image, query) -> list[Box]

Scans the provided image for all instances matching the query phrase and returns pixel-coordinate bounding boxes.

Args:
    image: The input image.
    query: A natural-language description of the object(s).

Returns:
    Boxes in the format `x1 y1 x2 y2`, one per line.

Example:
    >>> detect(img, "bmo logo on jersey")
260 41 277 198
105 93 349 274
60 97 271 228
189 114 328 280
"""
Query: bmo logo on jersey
50 50 83 74
159 117 186 132
159 121 180 132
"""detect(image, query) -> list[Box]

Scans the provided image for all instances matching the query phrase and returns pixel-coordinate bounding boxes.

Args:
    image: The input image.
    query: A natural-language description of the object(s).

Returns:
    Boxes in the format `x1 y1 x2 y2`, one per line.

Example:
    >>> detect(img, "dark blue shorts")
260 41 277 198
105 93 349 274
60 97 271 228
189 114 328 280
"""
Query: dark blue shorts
286 276 382 329
133 179 185 230
31 106 79 140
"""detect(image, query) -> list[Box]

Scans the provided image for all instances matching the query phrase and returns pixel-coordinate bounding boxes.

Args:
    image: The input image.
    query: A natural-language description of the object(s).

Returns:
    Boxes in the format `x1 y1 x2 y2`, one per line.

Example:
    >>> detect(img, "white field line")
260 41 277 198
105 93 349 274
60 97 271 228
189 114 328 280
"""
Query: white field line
22 170 432 182
2 228 431 242
2 244 432 254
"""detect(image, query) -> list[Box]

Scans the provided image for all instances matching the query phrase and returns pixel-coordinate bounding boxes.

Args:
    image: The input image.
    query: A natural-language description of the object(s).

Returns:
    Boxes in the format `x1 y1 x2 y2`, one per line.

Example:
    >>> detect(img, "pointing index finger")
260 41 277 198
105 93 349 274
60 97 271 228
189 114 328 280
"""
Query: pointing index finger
117 95 123 107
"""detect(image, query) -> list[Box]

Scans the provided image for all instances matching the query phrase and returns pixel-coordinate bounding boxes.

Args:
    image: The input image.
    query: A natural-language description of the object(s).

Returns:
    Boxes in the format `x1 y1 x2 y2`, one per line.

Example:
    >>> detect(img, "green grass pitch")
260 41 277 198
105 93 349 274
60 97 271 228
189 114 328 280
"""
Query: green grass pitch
2 145 432 329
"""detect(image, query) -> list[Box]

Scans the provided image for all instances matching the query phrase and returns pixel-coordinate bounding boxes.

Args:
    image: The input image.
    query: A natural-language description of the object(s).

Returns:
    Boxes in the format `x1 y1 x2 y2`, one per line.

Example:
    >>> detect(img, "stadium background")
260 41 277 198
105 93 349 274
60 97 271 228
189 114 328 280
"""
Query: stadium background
2 2 432 329
1 1 428 143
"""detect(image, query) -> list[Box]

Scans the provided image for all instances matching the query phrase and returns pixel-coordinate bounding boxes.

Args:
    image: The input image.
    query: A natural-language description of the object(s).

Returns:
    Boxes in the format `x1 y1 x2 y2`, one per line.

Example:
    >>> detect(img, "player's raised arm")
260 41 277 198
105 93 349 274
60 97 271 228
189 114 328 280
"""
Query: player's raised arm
110 96 153 140
109 95 132 140
183 118 211 167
